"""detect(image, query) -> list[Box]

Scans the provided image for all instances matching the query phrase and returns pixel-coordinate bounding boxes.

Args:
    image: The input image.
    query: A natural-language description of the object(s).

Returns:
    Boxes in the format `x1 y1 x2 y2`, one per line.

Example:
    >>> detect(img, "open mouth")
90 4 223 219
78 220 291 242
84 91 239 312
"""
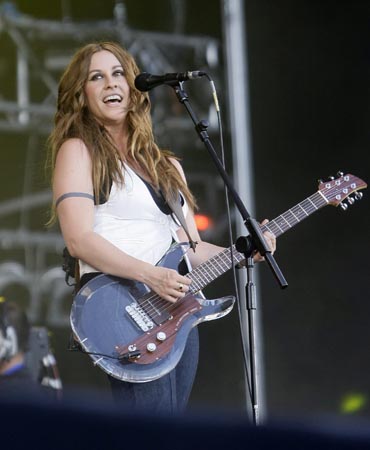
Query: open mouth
103 94 123 104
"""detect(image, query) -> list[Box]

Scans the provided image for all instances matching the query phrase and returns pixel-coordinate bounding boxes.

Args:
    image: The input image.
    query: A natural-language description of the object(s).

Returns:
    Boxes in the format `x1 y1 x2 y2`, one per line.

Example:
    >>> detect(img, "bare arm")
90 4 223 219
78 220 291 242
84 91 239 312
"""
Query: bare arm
53 139 191 302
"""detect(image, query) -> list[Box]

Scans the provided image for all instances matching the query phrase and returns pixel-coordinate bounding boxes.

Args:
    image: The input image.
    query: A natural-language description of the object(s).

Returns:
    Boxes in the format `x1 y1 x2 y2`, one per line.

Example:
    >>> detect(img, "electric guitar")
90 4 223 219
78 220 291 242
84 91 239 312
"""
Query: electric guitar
70 173 367 382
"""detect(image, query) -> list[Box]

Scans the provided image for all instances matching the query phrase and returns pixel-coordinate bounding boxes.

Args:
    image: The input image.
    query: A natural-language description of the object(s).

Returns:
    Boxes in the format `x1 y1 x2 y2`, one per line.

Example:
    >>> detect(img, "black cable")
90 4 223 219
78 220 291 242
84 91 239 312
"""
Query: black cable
68 334 121 360
205 74 253 404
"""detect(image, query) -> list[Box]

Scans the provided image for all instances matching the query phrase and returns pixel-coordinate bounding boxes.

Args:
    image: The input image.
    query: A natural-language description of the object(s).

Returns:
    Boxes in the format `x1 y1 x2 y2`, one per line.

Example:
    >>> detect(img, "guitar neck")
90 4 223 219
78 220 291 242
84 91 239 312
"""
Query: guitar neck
260 190 327 238
188 190 328 293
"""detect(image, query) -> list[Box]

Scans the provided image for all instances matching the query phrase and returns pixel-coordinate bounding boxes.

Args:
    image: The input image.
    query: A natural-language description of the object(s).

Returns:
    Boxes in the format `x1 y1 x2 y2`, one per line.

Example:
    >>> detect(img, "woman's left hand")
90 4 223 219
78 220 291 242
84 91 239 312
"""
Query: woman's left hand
253 219 276 262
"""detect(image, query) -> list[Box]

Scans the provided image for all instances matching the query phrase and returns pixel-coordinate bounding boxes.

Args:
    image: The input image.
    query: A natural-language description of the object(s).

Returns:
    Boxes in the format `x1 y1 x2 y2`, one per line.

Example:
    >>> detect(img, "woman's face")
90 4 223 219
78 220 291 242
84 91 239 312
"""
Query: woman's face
84 50 130 127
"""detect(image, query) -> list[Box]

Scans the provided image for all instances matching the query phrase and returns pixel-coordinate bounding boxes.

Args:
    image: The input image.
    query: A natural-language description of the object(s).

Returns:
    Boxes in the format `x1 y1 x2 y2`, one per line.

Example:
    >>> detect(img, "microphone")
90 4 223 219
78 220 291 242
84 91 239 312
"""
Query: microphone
134 71 206 92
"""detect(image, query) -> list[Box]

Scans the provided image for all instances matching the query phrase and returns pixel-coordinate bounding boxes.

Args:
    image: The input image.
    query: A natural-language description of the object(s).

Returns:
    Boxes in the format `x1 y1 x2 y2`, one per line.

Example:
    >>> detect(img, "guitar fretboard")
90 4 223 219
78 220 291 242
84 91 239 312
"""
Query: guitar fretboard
261 191 327 238
188 190 328 293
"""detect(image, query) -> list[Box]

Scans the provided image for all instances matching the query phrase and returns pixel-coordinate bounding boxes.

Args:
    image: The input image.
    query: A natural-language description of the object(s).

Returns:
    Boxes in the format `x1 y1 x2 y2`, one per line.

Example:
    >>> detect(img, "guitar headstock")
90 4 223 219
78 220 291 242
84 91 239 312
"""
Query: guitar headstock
318 172 367 210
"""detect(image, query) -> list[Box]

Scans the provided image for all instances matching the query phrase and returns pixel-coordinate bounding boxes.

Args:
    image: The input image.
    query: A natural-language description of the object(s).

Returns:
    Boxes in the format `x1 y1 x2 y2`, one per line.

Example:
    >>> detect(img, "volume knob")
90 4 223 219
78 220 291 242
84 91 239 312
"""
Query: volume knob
146 342 157 352
157 332 167 341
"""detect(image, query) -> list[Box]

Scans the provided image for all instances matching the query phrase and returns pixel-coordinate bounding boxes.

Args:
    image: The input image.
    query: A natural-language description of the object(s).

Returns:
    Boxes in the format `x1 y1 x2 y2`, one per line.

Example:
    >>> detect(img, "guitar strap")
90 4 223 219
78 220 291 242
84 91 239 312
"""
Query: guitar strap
62 247 80 291
166 193 198 252
135 171 198 252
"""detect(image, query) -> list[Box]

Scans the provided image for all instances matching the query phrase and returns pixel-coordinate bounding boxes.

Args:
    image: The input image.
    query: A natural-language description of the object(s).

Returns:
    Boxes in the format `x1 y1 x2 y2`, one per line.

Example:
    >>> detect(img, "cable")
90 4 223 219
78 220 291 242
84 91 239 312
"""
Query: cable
205 74 253 404
68 334 121 361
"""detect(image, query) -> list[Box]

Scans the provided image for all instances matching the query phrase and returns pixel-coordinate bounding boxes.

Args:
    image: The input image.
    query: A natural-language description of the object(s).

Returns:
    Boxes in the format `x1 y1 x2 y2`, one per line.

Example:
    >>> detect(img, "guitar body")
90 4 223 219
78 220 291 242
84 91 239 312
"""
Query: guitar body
71 243 235 383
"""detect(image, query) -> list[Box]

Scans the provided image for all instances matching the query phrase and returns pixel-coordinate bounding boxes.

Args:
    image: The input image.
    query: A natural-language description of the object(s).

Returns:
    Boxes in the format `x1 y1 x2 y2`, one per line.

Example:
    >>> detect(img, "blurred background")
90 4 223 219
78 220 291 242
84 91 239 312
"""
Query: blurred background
0 0 369 422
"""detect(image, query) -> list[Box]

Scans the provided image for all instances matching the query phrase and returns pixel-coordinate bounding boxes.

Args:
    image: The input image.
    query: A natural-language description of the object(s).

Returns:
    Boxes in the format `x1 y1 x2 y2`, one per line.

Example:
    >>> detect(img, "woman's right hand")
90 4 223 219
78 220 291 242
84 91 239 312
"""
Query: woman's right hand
144 266 192 303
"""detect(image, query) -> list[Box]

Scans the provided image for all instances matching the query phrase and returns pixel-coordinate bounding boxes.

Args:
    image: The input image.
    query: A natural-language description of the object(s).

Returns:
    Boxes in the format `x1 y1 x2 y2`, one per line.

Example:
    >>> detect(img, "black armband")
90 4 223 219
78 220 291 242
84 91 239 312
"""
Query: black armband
55 192 94 208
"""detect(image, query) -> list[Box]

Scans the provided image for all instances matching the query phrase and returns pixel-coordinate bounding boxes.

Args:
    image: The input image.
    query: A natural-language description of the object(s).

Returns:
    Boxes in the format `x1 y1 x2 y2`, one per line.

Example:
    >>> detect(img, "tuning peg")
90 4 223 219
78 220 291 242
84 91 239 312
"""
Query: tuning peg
340 202 348 211
347 196 355 205
318 178 323 184
337 171 344 177
329 176 335 181
355 192 363 200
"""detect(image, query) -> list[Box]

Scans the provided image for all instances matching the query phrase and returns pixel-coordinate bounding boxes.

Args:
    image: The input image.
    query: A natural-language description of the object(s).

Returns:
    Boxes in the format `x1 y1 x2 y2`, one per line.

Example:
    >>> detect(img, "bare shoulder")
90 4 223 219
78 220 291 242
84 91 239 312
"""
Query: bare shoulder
53 138 93 197
56 138 91 165
169 157 186 181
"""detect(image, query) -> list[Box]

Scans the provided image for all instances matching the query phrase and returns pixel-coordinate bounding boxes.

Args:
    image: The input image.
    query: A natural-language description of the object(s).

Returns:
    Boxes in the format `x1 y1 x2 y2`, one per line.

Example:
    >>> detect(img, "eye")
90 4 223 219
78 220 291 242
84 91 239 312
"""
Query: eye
89 72 103 81
113 69 125 77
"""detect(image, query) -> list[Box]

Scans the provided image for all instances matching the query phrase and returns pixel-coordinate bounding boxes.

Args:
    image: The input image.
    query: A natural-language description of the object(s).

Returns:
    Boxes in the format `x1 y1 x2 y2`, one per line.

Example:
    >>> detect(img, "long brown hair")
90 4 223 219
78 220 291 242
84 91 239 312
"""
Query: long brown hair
46 41 196 223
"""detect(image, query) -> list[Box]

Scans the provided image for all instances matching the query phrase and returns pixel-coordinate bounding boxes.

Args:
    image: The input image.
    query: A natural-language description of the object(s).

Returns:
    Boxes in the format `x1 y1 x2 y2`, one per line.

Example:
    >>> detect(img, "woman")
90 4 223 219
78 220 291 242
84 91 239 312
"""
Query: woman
47 41 276 413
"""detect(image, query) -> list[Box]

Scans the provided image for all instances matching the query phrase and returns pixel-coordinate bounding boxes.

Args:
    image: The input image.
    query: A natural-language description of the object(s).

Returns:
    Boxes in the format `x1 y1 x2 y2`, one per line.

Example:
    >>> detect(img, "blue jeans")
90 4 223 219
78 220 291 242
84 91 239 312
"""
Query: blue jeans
108 327 199 414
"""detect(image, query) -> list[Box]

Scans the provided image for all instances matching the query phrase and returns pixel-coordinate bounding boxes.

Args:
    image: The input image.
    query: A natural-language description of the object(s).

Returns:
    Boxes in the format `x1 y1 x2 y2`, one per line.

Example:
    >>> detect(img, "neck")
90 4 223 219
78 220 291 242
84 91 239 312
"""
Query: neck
106 124 129 158
0 353 24 375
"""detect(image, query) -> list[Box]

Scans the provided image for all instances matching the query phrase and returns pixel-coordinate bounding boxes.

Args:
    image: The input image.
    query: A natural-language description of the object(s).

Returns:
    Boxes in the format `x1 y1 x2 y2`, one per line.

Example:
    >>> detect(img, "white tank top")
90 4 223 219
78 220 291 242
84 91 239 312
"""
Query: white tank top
79 165 187 277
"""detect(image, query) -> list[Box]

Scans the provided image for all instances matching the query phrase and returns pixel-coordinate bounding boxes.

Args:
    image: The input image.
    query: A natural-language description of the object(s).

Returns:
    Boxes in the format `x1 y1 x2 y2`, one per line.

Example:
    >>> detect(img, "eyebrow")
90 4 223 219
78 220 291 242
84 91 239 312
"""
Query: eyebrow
88 65 123 75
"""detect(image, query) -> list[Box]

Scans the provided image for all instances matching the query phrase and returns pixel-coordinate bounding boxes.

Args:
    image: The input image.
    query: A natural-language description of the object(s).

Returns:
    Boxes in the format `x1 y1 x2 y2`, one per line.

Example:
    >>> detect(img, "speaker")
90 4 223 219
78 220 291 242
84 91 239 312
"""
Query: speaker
0 300 18 361
25 326 51 382
25 326 63 395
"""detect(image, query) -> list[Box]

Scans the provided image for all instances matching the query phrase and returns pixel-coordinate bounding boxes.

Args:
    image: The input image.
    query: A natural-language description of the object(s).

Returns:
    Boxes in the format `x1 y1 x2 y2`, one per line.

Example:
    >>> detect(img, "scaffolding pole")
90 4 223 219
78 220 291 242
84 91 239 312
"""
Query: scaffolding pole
222 0 267 423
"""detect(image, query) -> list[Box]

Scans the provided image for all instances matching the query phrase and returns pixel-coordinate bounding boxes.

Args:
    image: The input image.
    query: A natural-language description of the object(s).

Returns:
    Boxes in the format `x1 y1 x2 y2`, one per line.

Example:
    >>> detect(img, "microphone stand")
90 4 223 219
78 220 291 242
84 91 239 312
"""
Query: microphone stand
169 81 288 425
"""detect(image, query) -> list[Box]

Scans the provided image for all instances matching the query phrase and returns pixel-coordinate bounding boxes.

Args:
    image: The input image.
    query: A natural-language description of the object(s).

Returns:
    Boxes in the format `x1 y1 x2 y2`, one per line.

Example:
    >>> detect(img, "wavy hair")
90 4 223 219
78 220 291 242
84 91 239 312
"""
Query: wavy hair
46 41 196 223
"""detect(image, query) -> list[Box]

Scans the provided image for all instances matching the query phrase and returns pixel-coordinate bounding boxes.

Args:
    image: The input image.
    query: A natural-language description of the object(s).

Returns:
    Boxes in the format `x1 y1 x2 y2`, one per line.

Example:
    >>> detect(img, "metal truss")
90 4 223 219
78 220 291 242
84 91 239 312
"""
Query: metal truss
0 1 220 134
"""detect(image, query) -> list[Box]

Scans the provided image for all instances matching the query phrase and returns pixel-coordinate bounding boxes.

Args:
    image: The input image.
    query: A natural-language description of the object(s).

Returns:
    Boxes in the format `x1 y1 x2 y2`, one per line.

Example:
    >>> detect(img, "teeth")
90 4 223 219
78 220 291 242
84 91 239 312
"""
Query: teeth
103 94 122 103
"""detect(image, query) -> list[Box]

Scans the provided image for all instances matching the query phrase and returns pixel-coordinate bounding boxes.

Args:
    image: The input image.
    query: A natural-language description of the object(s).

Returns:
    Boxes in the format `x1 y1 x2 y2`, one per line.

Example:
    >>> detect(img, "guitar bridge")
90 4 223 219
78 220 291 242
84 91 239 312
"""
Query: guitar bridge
126 303 154 332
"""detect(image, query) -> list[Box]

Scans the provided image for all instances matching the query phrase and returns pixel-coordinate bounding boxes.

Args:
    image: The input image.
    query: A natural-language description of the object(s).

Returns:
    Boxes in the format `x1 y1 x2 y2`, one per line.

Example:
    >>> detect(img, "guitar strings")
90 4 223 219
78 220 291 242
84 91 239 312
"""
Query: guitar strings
132 184 340 320
136 248 241 319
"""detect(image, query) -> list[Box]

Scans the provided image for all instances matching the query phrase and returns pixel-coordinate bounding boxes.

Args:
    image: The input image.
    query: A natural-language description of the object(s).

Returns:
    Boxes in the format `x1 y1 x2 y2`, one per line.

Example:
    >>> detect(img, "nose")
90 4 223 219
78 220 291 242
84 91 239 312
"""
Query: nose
105 75 117 89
